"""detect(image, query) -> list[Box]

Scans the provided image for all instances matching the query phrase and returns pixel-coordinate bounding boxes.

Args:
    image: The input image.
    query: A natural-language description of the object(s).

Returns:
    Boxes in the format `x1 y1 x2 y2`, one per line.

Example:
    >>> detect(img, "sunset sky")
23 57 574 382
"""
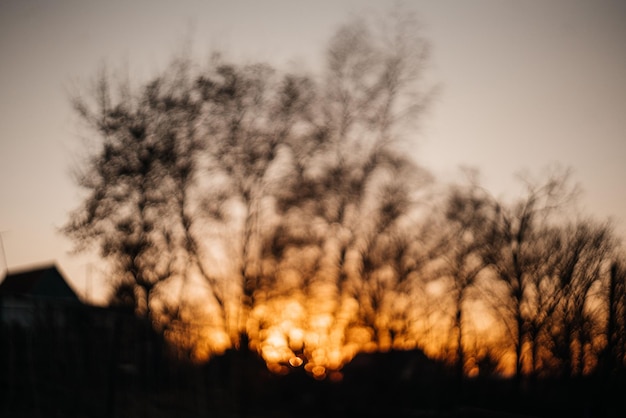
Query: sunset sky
1 0 625 304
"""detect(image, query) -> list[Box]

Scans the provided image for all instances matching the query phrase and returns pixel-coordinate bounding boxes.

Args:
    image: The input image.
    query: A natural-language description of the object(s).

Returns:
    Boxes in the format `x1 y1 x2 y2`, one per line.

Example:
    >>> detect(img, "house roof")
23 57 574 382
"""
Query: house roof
0 263 81 302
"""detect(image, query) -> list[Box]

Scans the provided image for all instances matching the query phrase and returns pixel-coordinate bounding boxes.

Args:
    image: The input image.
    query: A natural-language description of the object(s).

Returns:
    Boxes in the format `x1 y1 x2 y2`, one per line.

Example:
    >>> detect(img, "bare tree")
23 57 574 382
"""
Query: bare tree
480 168 578 383
64 54 320 340
64 4 436 367
545 220 616 378
323 4 434 149
440 170 622 381
64 61 203 322
436 179 498 380
603 257 626 376
521 224 567 378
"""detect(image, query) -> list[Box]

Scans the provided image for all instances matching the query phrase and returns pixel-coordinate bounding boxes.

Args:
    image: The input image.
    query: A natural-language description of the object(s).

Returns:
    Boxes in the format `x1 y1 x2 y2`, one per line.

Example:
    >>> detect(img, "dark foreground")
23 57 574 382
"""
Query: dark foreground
1 305 625 418
2 341 626 418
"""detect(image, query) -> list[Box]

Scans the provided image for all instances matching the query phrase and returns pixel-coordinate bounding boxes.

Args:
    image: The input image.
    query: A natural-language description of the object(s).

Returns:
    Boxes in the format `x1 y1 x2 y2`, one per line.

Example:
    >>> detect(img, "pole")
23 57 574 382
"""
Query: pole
0 230 8 277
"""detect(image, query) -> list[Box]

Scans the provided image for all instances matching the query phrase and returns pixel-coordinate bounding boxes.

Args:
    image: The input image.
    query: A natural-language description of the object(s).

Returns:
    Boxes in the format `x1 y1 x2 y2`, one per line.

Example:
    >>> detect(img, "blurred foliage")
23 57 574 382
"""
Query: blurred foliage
61 4 626 384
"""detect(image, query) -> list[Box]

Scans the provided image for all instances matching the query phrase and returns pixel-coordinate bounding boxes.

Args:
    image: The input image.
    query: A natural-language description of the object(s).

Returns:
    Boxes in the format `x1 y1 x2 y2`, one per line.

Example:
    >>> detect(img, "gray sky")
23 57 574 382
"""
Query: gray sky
1 0 625 304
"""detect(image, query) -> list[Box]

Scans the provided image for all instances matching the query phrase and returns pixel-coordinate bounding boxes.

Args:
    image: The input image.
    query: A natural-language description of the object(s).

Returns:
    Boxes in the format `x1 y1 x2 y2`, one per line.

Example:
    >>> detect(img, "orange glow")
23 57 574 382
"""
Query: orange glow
288 328 304 351
164 279 517 378
242 294 370 376
312 366 326 380
289 355 304 367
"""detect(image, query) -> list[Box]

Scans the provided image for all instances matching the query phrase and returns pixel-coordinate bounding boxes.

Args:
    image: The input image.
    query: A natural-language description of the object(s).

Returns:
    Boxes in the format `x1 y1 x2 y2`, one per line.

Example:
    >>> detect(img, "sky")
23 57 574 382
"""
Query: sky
1 0 625 305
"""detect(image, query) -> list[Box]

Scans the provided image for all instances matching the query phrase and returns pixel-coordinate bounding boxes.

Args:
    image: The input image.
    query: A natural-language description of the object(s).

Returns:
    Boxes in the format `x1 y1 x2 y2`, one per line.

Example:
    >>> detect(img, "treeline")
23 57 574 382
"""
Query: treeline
62 4 626 383
427 169 626 382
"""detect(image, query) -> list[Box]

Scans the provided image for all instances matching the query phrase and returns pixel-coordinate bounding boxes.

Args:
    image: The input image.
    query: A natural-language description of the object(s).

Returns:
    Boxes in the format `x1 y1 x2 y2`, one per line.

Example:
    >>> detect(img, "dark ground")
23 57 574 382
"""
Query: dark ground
2 306 625 418
2 342 625 418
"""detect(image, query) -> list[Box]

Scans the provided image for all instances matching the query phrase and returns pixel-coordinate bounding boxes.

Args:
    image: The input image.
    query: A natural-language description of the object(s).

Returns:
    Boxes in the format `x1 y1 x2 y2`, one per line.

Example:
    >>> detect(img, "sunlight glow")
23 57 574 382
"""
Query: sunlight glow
242 294 373 376
164 267 516 379
288 355 304 367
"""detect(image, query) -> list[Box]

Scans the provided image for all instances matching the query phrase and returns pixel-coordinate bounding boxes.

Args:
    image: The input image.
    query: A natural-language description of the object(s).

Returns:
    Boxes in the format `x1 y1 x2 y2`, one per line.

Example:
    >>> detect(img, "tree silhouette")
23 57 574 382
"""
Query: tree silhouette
436 178 498 380
434 168 626 383
482 169 579 383
64 63 204 322
62 2 626 390
545 220 616 377
248 8 435 371
63 5 435 364
604 258 626 377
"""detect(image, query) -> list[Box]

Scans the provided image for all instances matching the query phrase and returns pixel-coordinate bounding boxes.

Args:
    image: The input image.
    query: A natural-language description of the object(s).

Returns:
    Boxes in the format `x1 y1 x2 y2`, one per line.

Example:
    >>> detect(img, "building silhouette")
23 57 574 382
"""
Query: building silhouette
0 263 81 327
